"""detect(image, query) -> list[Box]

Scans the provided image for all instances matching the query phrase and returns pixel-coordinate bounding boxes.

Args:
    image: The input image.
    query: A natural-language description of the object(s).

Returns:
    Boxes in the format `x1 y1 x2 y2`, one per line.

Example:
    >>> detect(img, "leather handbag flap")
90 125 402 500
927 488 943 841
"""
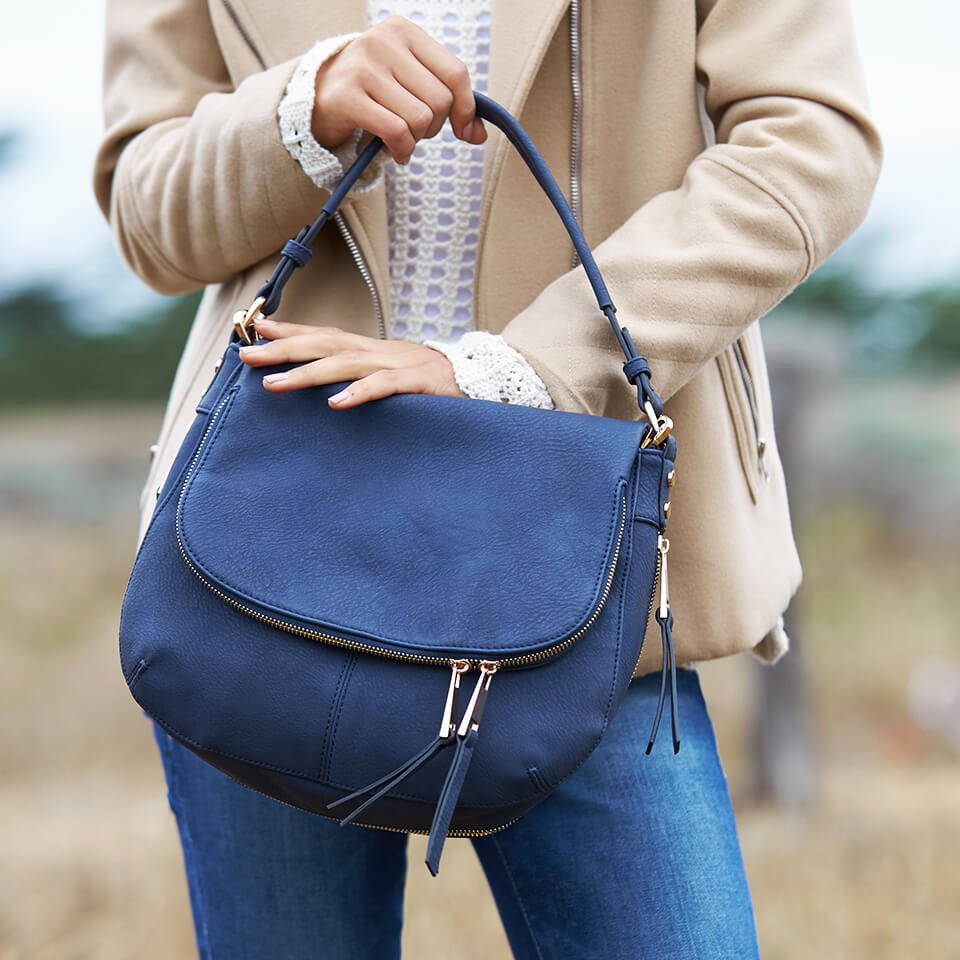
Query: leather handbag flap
176 364 646 662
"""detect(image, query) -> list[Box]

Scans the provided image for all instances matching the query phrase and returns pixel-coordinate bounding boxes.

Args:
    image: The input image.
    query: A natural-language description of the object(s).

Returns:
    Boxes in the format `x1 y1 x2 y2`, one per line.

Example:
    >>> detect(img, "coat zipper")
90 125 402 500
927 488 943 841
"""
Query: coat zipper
568 0 583 270
333 211 387 340
174 387 628 671
730 338 769 479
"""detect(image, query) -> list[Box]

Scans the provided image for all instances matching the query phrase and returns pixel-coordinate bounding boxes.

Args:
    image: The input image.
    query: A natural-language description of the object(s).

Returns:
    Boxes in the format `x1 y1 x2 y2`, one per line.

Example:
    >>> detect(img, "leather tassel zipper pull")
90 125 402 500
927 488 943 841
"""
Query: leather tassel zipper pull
327 659 470 825
646 535 680 755
425 660 499 876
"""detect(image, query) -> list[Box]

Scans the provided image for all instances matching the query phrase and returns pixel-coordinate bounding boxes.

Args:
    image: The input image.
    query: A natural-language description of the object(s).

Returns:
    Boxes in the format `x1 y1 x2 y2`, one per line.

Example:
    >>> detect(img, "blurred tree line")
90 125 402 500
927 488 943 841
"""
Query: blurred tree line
0 257 960 407
2 256 957 408
0 126 957 407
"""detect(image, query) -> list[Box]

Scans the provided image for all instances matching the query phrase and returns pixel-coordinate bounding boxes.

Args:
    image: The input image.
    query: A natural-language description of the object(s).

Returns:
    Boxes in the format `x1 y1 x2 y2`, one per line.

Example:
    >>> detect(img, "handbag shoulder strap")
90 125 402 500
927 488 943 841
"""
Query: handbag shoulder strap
245 91 665 421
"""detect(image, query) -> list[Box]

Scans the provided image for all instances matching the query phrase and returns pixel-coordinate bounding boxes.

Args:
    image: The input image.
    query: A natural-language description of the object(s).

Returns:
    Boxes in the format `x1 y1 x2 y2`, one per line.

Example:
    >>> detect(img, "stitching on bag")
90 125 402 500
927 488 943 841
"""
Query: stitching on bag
148 714 329 781
126 658 150 691
146 711 536 808
179 398 627 652
317 654 353 779
526 766 552 793
319 653 357 781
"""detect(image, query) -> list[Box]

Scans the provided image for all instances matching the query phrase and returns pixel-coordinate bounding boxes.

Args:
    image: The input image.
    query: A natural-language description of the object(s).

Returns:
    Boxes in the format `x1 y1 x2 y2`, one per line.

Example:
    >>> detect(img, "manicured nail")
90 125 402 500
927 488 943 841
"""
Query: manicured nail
238 345 261 356
329 389 352 404
263 373 287 385
254 317 276 325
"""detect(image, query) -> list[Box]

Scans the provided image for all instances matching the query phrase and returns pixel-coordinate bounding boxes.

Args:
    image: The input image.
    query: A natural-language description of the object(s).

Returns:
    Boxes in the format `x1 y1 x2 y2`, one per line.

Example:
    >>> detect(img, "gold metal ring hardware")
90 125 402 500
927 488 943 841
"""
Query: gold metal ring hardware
233 295 267 345
641 414 673 449
639 399 673 449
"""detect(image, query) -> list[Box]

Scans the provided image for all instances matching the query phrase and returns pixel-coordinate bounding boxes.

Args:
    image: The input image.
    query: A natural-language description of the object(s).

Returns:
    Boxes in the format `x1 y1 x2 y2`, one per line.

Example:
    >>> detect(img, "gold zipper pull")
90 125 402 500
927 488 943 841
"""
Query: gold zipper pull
439 660 470 738
457 661 499 737
658 535 670 619
647 534 680 755
426 659 500 875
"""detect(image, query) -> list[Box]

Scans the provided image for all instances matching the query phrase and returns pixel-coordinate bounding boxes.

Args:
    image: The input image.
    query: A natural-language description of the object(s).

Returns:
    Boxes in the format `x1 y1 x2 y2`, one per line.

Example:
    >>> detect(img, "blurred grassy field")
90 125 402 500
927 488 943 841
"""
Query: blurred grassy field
1 382 958 960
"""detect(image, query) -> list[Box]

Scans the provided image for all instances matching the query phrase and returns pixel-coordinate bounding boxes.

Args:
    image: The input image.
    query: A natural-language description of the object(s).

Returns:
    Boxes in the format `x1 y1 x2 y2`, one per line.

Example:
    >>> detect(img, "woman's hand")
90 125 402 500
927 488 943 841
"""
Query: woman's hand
311 15 487 164
237 317 468 408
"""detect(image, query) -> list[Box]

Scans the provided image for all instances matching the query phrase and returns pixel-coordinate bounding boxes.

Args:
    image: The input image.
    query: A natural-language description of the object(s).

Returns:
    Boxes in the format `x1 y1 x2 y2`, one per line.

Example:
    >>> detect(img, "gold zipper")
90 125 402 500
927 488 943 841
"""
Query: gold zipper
495 492 627 668
630 533 664 677
174 391 628 671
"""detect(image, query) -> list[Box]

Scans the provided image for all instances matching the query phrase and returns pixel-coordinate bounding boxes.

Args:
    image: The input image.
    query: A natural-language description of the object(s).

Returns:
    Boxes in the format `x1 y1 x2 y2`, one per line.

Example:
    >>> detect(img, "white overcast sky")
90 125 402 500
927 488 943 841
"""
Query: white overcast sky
0 0 957 309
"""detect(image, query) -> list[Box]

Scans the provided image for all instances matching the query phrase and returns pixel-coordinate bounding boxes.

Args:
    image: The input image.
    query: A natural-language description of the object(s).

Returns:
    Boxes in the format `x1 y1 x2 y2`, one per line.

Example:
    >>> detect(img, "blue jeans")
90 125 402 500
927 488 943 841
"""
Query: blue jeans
153 667 760 959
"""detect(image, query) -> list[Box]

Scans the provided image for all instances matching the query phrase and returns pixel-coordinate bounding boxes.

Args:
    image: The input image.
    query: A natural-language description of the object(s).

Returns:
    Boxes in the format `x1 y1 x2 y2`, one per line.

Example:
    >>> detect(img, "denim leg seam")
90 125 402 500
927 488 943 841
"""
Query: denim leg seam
489 833 547 960
156 730 214 960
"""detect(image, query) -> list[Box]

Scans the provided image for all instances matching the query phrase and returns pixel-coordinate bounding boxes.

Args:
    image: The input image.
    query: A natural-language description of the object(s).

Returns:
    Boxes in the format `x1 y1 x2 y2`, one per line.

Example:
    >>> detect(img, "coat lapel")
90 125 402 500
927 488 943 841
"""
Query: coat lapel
482 0 570 194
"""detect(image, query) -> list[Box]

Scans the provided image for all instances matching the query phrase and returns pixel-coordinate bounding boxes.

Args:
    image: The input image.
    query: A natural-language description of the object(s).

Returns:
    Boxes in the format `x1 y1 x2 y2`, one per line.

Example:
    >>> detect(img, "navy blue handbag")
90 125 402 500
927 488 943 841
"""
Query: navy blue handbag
119 91 679 876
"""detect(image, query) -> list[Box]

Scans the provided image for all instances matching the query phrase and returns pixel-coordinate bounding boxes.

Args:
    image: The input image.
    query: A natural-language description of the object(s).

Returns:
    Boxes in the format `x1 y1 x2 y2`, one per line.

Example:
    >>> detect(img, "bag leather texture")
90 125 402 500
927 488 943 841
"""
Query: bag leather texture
118 91 678 875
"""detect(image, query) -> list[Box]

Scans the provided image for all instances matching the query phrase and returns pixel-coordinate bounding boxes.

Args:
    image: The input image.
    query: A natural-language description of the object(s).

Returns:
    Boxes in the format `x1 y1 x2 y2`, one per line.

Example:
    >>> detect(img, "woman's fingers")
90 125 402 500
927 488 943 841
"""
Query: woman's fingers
380 49 456 142
402 22 481 144
311 14 485 161
259 354 377 392
237 325 467 406
326 367 425 408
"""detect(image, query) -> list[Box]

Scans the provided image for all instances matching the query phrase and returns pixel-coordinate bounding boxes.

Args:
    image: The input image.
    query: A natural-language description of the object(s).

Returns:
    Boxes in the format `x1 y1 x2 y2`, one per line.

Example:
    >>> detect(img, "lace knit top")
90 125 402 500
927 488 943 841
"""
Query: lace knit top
275 3 555 409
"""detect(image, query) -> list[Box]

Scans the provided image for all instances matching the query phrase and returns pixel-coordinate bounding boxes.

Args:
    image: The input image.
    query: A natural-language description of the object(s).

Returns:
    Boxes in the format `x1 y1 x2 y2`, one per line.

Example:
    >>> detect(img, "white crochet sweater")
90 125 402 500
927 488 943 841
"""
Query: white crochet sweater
276 2 555 409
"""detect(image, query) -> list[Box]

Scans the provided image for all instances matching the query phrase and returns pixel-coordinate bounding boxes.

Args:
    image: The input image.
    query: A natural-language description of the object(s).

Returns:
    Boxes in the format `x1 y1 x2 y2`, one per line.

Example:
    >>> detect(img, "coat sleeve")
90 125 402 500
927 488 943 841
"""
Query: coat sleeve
92 0 385 295
497 0 883 418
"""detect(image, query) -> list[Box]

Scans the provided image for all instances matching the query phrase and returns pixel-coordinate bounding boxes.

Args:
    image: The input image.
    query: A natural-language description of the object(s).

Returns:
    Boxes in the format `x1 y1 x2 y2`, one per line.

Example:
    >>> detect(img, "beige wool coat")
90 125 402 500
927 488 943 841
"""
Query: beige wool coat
93 0 882 679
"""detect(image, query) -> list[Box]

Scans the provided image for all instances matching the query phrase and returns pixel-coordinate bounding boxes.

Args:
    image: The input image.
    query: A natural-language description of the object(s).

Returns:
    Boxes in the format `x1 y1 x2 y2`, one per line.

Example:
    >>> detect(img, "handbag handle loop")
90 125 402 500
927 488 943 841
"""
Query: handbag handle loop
239 91 666 424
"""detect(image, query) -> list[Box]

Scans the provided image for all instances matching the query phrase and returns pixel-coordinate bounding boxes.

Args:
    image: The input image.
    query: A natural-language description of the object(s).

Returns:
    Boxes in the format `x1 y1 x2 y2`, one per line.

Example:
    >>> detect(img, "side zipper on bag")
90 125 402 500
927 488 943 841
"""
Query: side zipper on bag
646 534 679 754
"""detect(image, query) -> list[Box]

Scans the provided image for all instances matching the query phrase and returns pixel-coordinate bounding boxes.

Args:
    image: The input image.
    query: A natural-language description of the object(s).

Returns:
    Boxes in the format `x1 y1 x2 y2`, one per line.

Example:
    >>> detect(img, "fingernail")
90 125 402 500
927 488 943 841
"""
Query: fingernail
329 389 352 404
238 345 261 355
263 373 287 385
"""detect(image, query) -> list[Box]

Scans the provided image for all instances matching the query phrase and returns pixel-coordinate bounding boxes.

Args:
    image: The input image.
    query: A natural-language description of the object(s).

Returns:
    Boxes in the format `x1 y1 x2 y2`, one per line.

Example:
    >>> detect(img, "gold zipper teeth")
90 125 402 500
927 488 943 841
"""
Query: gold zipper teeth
499 491 627 668
632 547 663 677
175 387 629 671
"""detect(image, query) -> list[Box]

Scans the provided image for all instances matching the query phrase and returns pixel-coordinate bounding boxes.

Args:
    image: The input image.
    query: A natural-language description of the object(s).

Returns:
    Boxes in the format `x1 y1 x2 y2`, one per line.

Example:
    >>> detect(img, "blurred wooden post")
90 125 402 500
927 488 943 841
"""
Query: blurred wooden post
748 332 817 810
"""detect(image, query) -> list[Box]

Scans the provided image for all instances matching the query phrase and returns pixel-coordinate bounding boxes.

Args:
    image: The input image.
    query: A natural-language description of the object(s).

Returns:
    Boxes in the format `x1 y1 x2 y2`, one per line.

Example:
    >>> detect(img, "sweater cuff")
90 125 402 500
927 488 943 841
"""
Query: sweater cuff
423 331 556 409
277 34 387 195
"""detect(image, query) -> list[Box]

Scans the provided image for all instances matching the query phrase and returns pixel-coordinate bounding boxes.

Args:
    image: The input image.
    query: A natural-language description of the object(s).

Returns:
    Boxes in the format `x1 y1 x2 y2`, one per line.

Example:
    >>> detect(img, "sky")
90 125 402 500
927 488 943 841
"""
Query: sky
0 0 958 316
